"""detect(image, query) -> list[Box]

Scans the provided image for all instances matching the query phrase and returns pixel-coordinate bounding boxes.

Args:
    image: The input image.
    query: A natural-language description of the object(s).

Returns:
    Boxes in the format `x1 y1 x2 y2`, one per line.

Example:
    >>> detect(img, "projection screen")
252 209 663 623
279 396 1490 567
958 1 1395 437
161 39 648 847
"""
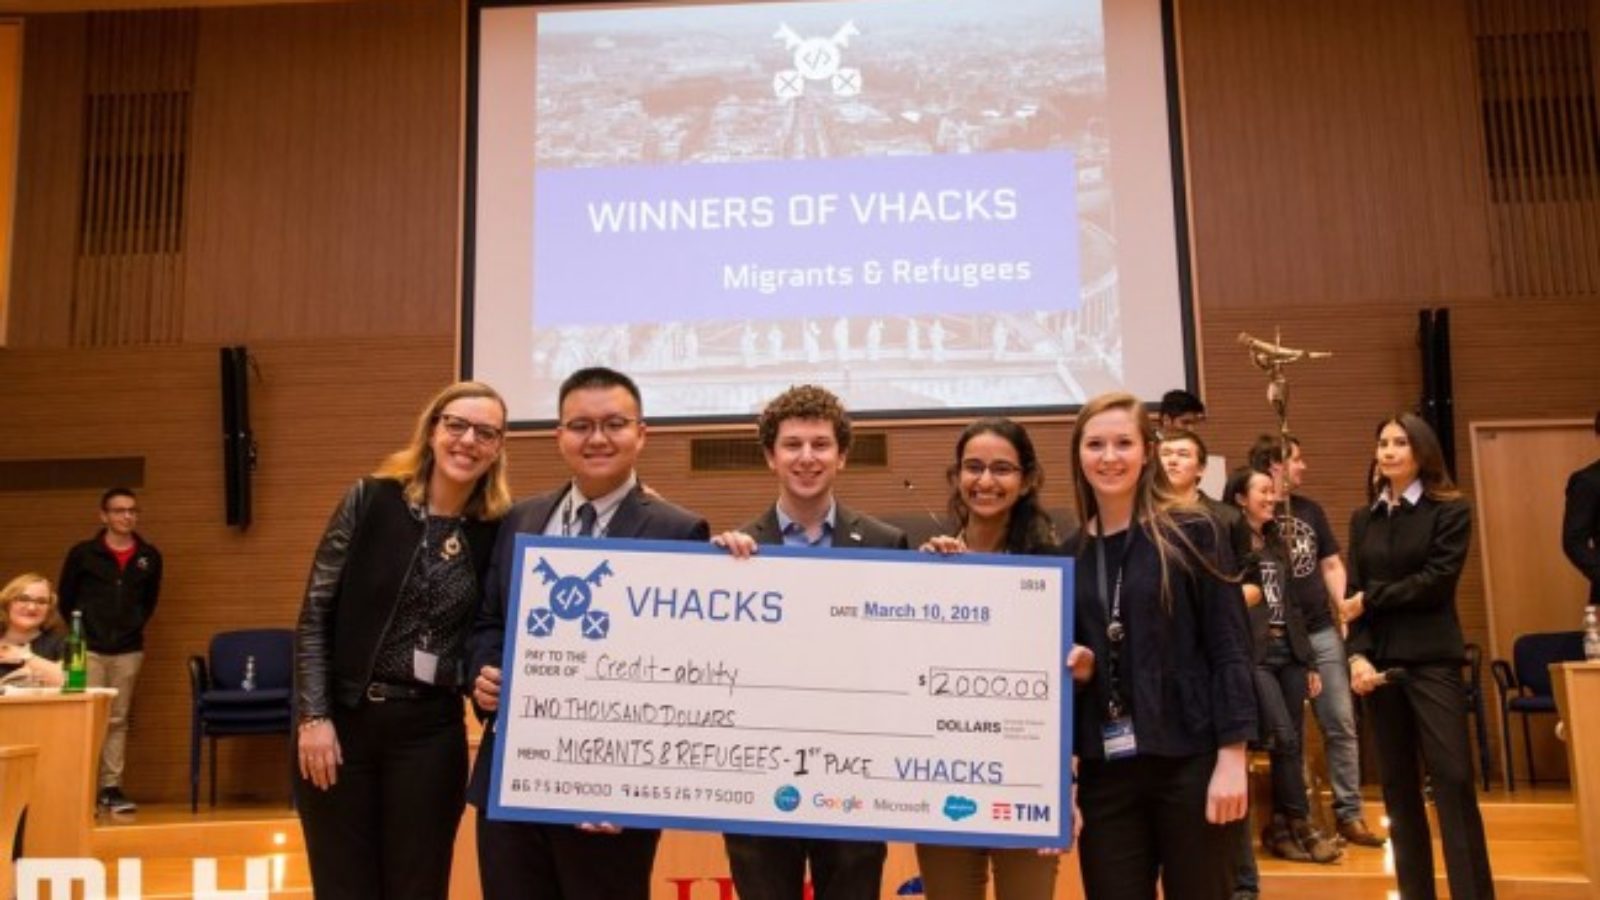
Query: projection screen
466 0 1194 427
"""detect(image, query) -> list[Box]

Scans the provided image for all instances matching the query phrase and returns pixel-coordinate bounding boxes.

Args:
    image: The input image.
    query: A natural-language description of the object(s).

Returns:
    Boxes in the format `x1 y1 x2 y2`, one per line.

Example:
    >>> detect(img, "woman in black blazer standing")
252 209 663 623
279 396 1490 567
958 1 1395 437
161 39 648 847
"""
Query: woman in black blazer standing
1340 412 1493 900
294 381 512 899
1068 392 1255 900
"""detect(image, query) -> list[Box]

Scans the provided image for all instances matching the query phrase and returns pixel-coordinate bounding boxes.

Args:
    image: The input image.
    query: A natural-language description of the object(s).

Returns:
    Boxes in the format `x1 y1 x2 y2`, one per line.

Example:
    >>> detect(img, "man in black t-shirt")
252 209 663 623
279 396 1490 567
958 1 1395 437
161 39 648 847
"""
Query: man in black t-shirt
1250 436 1385 848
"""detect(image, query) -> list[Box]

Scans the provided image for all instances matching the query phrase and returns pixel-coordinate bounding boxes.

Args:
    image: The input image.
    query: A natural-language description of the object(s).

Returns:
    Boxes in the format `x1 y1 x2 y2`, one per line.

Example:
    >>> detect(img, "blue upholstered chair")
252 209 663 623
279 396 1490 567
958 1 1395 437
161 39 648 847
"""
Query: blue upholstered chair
1491 631 1584 791
187 628 295 811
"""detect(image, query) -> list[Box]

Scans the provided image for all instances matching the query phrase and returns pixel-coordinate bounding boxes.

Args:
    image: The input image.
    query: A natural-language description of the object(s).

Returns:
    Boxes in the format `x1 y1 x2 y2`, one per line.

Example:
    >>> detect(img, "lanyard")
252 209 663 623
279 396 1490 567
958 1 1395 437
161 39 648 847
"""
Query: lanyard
1094 518 1131 720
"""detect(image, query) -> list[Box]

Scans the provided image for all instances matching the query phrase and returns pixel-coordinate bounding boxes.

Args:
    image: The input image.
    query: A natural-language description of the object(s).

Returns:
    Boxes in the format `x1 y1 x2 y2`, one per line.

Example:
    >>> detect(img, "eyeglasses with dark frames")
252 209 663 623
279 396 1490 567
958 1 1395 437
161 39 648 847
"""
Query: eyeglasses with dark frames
437 412 505 444
959 459 1023 479
560 416 638 438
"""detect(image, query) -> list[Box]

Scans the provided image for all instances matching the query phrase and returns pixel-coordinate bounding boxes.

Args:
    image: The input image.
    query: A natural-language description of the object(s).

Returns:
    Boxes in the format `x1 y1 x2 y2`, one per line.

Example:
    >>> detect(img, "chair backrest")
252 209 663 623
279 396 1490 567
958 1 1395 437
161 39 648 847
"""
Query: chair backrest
1463 642 1483 698
1511 631 1586 697
208 629 295 691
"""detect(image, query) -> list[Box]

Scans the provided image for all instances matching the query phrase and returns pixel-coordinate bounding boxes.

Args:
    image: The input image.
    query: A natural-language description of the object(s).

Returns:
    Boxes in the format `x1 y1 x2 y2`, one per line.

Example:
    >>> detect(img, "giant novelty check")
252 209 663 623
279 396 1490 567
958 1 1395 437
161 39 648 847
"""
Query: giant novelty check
488 537 1073 848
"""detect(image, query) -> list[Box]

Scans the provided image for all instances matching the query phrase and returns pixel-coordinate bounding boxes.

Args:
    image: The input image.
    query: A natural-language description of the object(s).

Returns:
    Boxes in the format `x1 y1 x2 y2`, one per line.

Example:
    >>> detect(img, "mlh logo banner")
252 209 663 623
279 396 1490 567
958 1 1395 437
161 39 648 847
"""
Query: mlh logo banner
773 20 862 100
526 557 615 641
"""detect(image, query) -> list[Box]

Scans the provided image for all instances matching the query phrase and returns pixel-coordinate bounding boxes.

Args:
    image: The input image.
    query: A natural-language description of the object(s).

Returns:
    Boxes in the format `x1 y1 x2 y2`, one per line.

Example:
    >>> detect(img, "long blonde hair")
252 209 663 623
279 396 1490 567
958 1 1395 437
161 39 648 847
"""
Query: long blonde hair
1 572 64 635
1069 392 1203 609
374 381 513 520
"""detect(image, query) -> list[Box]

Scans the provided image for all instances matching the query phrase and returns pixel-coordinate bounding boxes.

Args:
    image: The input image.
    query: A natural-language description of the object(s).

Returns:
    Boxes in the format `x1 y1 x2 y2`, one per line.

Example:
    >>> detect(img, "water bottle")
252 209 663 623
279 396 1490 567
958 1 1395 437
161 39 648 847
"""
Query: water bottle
64 610 88 693
242 654 257 692
1584 606 1600 663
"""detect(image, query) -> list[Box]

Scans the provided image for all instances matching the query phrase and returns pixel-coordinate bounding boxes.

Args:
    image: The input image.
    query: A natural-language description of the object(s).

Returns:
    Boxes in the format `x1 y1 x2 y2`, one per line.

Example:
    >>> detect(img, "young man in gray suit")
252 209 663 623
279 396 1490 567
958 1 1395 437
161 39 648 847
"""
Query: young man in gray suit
712 384 909 900
466 366 710 900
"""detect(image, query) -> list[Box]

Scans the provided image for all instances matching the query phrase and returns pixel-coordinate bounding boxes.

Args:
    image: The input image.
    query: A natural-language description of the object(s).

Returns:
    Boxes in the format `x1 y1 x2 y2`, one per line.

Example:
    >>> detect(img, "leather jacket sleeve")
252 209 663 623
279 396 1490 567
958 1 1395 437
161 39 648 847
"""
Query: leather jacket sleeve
295 479 367 719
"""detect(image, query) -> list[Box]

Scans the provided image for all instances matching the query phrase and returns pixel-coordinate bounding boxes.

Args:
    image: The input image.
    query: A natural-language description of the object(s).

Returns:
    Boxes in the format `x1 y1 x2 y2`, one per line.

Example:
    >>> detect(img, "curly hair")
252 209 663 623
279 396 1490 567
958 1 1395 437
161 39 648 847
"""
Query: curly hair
757 385 852 452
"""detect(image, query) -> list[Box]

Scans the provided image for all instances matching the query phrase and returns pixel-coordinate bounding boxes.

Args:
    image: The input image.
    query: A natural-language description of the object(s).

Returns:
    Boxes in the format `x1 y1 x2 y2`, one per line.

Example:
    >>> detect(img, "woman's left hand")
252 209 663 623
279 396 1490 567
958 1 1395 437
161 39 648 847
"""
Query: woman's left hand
1205 744 1248 824
1307 671 1323 699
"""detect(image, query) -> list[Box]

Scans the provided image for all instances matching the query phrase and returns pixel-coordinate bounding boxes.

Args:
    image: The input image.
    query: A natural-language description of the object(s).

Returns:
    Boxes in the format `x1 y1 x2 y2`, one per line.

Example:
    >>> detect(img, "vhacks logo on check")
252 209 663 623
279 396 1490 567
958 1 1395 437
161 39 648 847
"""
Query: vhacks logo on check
525 557 615 641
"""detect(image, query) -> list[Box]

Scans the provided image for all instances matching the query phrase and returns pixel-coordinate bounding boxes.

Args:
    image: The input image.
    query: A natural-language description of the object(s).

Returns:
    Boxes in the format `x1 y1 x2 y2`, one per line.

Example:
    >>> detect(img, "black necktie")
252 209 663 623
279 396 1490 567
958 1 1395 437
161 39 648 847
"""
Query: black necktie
575 502 598 537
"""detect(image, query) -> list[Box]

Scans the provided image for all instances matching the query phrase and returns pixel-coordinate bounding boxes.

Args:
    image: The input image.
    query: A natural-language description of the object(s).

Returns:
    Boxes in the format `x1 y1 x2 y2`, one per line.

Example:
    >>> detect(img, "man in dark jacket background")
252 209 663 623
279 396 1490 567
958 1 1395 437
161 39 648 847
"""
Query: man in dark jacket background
59 486 163 814
1562 411 1600 605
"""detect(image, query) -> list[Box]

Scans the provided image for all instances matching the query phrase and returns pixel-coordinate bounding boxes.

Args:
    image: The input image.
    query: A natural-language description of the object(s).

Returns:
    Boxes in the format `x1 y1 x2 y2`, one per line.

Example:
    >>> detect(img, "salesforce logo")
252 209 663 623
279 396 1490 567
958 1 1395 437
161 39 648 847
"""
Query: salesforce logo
773 785 801 813
942 795 978 821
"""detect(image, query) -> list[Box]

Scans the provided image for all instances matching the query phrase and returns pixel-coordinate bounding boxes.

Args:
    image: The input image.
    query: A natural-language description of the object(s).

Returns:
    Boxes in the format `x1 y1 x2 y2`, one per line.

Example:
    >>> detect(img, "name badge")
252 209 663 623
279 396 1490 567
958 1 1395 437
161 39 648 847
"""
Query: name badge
413 647 440 685
1102 716 1137 760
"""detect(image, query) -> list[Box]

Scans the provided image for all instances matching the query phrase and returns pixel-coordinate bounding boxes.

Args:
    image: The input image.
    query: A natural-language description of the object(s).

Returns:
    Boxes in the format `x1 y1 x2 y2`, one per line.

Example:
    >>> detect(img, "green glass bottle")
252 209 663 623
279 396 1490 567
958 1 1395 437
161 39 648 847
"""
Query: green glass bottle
64 610 88 693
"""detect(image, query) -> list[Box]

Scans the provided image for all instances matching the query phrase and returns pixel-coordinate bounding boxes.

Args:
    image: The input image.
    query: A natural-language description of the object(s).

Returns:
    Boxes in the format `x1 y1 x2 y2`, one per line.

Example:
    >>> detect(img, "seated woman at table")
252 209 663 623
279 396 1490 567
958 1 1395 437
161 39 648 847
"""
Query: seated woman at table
0 572 67 686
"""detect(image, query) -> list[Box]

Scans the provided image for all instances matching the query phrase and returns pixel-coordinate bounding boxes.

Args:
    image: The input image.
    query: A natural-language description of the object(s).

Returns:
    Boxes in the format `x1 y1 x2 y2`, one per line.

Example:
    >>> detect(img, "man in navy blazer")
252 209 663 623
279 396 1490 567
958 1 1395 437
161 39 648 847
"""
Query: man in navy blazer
466 367 709 900
712 385 908 900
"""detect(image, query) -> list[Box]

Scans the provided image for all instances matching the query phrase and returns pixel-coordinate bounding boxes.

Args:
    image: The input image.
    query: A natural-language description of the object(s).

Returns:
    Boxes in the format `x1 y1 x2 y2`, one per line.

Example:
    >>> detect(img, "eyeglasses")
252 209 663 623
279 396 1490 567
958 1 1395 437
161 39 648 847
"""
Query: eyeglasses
560 416 638 438
105 506 139 516
960 459 1023 479
12 597 49 607
437 413 505 444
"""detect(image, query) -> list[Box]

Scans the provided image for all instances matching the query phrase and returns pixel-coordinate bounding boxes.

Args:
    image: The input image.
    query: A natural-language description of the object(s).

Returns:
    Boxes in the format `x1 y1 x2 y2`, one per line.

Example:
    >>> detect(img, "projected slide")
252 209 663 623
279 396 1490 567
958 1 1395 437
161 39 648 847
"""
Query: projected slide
469 0 1191 425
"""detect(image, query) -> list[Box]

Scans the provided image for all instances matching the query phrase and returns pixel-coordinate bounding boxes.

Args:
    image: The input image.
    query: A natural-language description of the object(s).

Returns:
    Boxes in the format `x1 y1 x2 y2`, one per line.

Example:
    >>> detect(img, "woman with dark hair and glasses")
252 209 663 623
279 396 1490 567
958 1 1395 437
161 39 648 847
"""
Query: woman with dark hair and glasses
913 417 1086 900
294 381 512 899
1339 412 1492 900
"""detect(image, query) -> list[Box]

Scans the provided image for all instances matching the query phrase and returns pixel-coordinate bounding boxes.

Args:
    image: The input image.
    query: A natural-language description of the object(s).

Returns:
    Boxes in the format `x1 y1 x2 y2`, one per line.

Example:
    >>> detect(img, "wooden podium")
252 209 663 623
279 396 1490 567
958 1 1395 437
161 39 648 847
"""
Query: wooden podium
0 690 111 857
1551 662 1600 896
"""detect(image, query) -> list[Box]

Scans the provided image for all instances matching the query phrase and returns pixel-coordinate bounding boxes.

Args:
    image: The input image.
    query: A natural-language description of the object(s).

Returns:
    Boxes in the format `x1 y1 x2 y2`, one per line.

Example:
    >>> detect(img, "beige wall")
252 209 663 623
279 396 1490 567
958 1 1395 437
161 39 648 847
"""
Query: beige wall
0 0 1597 802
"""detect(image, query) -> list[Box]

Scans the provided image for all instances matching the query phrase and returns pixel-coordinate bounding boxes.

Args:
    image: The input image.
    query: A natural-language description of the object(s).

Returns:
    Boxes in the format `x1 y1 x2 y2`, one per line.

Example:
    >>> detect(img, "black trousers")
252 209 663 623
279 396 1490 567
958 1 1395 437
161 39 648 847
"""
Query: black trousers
1367 663 1495 900
1077 751 1236 900
476 812 661 900
294 693 467 900
723 833 887 900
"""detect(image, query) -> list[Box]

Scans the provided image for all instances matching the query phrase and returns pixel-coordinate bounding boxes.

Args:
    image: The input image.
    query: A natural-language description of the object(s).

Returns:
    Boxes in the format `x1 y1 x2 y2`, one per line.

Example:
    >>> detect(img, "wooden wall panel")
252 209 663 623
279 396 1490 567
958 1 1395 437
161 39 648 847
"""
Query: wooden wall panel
1178 0 1497 307
6 14 84 346
180 0 460 342
0 21 20 346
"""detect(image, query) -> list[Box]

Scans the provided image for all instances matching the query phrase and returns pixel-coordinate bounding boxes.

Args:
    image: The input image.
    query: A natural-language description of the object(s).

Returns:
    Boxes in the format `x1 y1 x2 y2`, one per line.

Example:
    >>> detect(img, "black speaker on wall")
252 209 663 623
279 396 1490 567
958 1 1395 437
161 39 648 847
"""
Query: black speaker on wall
1418 309 1457 479
220 346 256 529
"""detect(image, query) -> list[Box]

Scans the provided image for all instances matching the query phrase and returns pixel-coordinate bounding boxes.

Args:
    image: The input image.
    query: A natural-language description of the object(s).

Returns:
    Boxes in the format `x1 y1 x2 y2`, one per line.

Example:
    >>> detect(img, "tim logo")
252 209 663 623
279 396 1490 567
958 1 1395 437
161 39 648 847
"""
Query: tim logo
992 802 1052 823
773 21 862 100
525 557 614 641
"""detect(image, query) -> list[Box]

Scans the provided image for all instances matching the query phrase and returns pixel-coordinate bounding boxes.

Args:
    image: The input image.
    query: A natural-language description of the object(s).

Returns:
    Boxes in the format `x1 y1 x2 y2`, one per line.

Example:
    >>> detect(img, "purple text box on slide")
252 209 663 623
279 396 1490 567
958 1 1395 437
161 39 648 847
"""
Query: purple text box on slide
532 150 1079 327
